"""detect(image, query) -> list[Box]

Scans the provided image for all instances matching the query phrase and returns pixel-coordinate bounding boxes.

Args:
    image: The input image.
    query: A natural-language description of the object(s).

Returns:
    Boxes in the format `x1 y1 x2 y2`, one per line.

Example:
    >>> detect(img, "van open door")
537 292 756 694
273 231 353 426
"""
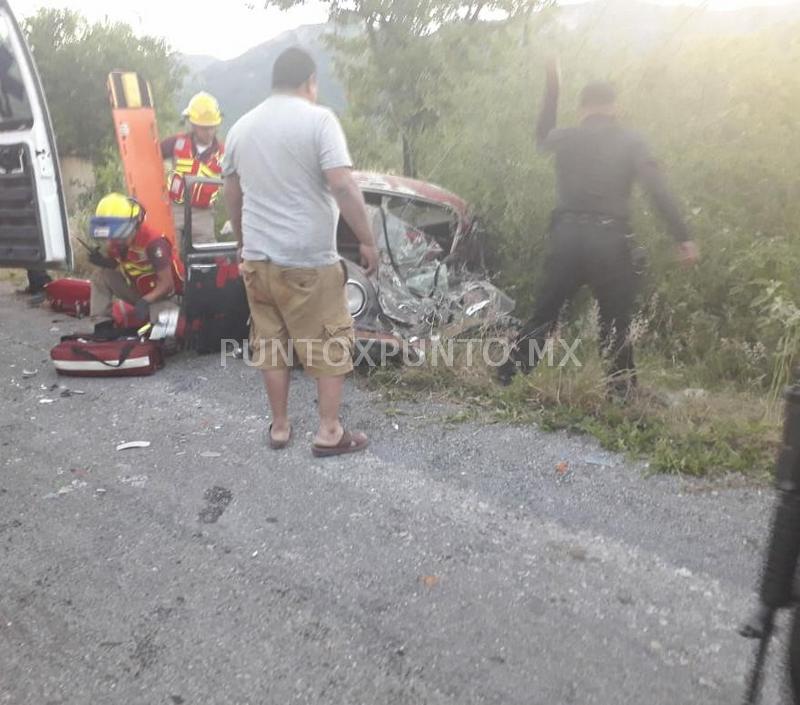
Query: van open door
0 0 71 270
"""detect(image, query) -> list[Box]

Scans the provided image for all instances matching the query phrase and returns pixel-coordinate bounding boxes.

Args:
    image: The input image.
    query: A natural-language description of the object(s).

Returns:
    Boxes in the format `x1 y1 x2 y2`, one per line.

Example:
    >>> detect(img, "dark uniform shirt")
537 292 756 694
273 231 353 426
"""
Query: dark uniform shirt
536 84 689 242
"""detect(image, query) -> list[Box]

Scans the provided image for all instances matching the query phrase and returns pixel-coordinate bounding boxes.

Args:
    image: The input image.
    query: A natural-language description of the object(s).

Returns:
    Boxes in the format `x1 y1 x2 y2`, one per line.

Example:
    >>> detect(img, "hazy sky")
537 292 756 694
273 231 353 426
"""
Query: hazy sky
8 0 800 59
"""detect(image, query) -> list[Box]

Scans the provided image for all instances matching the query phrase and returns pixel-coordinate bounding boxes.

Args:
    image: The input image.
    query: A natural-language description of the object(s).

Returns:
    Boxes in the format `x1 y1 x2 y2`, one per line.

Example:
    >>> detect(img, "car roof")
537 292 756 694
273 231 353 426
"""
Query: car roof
353 171 470 224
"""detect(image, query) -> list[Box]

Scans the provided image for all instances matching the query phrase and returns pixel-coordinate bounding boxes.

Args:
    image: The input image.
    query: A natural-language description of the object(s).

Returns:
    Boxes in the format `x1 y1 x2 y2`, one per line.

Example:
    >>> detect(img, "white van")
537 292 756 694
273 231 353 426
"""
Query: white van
0 0 71 271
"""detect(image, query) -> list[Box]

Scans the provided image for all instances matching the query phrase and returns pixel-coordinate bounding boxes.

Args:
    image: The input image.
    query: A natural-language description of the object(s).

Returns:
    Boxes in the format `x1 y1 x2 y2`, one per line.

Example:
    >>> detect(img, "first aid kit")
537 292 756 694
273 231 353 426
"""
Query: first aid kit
44 278 91 317
50 333 164 377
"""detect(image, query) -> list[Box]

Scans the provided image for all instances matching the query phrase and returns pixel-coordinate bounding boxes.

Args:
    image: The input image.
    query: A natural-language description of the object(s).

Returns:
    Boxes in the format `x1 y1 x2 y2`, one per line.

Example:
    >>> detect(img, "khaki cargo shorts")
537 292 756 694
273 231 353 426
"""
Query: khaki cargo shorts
240 259 354 377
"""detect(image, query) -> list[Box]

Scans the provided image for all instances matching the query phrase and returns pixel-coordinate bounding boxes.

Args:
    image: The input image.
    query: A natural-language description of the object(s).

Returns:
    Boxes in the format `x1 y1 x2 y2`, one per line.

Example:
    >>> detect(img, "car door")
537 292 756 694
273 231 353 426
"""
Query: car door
0 0 70 270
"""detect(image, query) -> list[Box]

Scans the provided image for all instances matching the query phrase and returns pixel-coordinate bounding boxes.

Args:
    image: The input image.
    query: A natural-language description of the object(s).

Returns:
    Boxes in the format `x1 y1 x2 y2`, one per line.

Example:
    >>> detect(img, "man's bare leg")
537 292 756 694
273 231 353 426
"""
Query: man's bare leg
262 368 291 443
314 374 345 446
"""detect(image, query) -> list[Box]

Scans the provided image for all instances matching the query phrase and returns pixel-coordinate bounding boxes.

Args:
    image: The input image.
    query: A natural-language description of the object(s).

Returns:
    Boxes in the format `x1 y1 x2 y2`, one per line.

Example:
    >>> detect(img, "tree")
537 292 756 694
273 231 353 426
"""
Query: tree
266 0 545 176
23 9 185 161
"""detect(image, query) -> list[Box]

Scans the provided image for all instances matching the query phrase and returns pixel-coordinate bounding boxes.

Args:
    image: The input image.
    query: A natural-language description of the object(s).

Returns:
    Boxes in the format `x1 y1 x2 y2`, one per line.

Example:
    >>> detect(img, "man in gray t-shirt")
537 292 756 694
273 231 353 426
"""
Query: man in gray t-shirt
224 84 352 267
223 47 378 457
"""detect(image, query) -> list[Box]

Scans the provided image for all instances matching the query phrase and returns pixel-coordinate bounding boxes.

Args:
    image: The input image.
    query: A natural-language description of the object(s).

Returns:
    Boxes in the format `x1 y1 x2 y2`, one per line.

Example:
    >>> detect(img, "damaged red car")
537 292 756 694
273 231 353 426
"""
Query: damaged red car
180 171 516 359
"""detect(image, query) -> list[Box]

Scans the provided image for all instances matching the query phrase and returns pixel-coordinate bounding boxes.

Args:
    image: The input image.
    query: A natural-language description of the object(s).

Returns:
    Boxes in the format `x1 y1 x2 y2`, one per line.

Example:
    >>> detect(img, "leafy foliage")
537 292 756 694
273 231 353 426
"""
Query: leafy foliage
269 0 547 175
23 9 185 160
339 10 800 391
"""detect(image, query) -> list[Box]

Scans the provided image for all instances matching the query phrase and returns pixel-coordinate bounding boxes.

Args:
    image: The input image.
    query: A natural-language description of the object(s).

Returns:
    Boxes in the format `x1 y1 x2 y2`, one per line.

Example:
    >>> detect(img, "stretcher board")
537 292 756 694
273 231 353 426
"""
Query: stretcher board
107 71 176 246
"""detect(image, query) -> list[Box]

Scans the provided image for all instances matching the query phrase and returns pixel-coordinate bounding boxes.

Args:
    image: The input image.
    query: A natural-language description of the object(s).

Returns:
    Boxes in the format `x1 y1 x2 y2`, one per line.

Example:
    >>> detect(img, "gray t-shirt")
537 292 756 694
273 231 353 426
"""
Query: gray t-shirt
222 94 353 267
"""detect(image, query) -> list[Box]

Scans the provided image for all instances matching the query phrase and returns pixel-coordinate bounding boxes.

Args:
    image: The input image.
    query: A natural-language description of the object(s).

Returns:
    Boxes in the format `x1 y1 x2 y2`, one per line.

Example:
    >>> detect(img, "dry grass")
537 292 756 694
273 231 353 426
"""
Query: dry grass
362 340 781 481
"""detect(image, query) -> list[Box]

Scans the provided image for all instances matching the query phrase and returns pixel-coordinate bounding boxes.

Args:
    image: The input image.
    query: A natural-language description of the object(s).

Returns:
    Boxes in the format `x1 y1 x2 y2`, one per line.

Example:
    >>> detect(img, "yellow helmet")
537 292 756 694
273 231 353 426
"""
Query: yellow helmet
90 193 143 240
182 92 222 127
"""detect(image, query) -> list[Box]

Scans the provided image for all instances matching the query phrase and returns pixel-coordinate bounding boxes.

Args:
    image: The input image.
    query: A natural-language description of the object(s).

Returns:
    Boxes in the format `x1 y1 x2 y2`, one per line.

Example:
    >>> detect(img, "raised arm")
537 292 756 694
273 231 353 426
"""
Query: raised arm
536 58 561 151
324 167 379 275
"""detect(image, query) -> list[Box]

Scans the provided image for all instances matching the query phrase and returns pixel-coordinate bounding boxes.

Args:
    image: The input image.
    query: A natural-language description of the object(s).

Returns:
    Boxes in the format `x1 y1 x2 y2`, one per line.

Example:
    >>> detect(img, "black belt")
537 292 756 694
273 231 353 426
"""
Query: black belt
552 211 630 231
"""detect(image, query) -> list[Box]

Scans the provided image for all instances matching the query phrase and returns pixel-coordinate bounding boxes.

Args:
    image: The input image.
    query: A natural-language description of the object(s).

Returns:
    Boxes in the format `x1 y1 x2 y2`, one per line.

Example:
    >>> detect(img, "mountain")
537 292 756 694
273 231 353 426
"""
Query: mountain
177 24 344 133
177 1 800 131
180 53 218 77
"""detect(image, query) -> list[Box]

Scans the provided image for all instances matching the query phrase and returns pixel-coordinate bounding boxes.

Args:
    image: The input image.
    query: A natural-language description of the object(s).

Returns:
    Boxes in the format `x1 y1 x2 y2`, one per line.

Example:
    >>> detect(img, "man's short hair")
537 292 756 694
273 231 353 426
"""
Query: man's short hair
272 47 316 90
580 81 616 108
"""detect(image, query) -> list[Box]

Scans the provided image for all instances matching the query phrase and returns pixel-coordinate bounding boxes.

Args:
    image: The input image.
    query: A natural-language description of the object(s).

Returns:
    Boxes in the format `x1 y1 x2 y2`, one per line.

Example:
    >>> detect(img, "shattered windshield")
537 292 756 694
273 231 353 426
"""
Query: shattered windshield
368 203 449 299
0 15 33 131
369 196 457 297
384 196 457 254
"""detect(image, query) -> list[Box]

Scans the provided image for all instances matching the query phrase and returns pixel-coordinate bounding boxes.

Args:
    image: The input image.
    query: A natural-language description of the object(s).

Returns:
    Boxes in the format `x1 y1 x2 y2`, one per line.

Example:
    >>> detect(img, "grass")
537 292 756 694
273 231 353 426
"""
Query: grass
359 344 781 481
0 269 27 287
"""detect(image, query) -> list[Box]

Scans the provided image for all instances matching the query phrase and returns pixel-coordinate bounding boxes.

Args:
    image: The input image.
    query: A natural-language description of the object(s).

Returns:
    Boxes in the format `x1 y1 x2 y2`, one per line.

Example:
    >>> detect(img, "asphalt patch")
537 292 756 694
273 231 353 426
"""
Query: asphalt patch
198 486 233 524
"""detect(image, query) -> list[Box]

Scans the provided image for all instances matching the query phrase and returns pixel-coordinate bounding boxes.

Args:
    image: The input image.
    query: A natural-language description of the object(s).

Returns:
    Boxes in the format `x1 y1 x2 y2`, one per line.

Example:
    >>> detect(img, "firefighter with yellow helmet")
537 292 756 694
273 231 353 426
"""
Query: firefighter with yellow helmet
161 92 224 245
88 192 184 335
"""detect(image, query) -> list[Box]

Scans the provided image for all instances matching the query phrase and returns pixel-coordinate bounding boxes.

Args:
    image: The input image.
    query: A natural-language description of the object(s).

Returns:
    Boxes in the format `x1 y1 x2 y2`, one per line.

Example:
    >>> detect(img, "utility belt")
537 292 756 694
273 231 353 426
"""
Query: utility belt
550 210 647 275
550 210 631 233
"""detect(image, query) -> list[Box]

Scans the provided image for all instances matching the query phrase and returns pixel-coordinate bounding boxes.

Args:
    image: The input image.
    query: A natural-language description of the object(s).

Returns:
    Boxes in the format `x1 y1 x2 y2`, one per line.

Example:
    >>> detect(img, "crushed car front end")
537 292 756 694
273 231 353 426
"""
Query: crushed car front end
339 172 516 360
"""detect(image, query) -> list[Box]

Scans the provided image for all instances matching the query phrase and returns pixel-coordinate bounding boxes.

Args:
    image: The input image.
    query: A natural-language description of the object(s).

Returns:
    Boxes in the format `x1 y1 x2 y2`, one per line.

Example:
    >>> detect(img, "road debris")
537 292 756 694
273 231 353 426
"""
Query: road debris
420 575 440 589
22 369 37 378
44 479 88 499
116 441 151 451
200 451 222 458
585 454 614 468
60 388 86 398
555 461 569 475
119 475 148 488
38 398 55 404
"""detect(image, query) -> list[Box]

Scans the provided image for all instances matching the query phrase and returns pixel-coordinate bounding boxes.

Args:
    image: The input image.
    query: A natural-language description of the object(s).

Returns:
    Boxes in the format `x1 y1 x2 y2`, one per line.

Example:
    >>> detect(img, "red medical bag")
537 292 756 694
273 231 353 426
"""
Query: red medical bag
44 278 91 317
50 334 164 377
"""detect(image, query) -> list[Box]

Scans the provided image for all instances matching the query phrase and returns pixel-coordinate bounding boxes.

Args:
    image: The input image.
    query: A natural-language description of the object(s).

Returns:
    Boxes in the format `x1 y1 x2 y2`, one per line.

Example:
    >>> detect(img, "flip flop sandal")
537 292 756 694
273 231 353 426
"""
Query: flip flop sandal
268 423 292 450
311 430 369 458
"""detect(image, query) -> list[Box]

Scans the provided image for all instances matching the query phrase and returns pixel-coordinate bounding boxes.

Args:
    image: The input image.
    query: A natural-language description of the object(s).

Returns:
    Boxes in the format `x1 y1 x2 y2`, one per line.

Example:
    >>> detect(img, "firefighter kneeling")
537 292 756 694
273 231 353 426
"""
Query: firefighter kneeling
88 193 184 335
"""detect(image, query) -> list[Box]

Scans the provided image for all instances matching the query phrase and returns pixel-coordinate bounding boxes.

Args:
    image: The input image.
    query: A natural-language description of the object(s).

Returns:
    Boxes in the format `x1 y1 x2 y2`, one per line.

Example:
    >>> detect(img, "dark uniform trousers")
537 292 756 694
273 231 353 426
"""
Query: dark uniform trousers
517 213 637 386
26 269 52 293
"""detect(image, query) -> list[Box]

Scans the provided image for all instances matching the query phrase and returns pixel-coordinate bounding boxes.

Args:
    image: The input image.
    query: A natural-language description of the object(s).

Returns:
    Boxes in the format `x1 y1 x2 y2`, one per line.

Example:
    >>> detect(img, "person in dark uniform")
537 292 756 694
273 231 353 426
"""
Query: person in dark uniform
17 269 51 305
499 59 699 395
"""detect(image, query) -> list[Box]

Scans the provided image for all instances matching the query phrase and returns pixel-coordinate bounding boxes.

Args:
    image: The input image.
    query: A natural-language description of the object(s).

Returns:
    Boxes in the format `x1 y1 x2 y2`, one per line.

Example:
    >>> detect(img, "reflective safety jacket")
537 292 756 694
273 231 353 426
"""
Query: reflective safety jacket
167 133 224 209
109 223 185 297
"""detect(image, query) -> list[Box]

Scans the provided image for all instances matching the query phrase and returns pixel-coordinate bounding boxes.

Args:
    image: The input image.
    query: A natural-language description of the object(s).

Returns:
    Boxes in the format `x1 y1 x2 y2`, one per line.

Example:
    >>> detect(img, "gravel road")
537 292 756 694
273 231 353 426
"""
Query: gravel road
0 284 786 704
